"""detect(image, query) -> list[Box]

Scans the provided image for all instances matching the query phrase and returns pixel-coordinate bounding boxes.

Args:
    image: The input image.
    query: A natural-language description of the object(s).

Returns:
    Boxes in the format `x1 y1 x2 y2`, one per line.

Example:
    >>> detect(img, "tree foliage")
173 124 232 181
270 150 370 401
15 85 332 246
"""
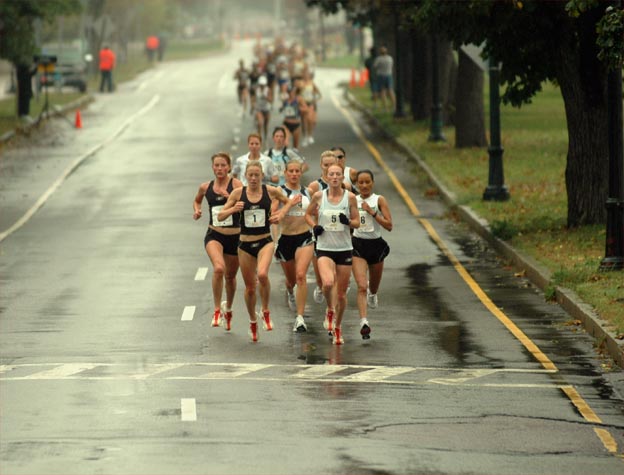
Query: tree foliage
0 0 82 64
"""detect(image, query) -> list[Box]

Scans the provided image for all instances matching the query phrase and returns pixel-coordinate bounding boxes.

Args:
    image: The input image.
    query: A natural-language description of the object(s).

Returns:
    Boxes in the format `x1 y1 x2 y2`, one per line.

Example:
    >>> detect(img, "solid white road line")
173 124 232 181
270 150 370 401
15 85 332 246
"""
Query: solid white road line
0 95 161 244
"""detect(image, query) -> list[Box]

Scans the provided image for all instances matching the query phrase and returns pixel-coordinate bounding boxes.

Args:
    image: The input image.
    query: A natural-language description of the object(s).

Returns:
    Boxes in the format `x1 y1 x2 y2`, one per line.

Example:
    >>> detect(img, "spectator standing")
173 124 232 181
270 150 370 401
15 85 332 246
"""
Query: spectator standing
373 46 396 112
364 47 379 108
146 35 159 62
98 45 116 93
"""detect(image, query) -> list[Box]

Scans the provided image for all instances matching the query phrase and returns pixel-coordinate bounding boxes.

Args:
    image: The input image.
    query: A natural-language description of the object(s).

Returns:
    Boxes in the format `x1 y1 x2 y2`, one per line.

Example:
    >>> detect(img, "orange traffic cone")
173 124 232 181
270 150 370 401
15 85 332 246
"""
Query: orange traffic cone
74 109 82 129
349 68 356 88
359 69 366 87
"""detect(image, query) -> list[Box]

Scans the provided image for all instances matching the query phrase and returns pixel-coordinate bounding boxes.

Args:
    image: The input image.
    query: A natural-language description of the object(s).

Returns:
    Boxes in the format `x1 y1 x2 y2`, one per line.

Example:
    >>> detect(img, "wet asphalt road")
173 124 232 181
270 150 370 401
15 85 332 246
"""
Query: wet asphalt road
1 41 624 475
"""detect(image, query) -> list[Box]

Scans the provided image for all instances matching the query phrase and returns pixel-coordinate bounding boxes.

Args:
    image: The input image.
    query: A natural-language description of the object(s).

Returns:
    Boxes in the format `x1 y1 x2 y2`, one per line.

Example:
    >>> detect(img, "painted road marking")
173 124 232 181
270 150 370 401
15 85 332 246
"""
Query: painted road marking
291 365 350 379
331 91 619 459
20 363 99 379
332 93 556 370
181 306 196 321
0 362 559 387
180 398 197 421
190 363 274 379
0 95 161 244
194 267 209 281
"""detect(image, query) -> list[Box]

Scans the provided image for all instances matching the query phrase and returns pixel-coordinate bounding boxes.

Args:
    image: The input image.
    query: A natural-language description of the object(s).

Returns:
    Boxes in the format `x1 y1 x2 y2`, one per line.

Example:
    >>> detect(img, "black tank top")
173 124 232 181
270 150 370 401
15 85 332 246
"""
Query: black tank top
240 185 272 235
205 179 240 228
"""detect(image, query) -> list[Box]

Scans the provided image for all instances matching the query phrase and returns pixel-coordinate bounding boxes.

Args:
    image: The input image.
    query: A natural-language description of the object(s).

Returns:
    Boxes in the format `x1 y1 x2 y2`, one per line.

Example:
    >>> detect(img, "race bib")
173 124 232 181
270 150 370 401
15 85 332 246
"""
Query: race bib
288 202 305 217
244 208 266 228
358 210 374 232
322 210 344 232
283 105 296 116
211 205 233 227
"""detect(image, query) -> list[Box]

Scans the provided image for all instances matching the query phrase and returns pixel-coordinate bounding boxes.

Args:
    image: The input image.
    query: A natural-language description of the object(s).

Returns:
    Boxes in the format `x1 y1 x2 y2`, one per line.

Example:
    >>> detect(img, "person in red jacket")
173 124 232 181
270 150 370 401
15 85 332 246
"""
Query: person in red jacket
145 36 159 62
99 45 116 93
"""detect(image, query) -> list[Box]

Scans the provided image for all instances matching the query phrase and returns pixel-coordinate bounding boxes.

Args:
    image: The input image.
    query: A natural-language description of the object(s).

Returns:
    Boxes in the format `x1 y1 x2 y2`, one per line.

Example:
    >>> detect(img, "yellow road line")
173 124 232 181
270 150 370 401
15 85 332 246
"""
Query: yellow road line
333 93 622 458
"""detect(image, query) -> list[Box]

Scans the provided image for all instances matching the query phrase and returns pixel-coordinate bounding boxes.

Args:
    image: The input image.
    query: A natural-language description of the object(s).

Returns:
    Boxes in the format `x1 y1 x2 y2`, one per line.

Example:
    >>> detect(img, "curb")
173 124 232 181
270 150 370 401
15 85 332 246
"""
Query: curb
345 89 624 368
0 93 94 146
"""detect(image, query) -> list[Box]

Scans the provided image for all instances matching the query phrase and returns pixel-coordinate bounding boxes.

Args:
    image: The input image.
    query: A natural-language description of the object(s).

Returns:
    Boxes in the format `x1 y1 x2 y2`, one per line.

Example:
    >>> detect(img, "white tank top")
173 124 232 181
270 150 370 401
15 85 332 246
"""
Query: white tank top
279 185 310 217
316 189 352 251
343 166 358 194
353 194 382 239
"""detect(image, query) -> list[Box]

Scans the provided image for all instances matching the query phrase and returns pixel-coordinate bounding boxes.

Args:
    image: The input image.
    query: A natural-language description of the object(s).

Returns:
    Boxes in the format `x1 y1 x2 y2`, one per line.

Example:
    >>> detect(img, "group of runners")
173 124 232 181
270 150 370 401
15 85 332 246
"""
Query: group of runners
193 40 392 345
193 131 393 346
234 39 321 149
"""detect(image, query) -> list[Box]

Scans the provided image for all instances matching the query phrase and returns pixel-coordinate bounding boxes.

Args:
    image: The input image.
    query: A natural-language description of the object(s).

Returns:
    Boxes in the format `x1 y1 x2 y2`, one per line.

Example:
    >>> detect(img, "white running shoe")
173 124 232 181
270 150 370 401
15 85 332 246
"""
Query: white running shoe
360 319 371 340
287 289 297 312
367 289 378 309
313 286 324 304
293 315 307 333
308 136 315 144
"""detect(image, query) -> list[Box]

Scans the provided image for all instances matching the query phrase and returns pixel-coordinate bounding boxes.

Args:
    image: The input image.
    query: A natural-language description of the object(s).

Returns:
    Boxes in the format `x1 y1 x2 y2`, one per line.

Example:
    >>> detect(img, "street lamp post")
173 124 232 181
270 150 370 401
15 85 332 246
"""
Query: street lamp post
483 61 510 201
428 34 445 141
599 63 624 271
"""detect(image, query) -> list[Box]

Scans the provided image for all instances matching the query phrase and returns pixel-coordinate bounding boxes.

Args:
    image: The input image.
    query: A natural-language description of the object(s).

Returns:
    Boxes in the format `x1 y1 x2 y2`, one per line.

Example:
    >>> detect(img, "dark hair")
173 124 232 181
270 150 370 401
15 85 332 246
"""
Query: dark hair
356 169 374 182
330 146 346 156
272 126 287 137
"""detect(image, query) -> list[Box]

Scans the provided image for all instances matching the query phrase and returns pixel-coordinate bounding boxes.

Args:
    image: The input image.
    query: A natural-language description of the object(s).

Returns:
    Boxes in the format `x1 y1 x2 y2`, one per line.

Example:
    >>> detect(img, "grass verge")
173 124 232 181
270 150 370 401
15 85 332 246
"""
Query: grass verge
350 83 623 337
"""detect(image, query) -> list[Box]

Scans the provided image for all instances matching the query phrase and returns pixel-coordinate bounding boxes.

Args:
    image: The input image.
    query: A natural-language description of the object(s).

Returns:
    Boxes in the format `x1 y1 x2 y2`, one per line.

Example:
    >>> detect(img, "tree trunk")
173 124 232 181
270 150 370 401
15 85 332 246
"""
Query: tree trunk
556 9 609 226
455 49 487 148
15 63 33 117
410 31 430 121
439 39 456 126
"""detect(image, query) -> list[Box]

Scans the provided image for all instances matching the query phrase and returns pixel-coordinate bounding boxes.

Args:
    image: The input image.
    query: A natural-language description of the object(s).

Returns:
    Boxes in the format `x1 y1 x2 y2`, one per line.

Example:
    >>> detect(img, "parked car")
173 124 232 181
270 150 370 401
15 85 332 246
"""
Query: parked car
37 45 91 93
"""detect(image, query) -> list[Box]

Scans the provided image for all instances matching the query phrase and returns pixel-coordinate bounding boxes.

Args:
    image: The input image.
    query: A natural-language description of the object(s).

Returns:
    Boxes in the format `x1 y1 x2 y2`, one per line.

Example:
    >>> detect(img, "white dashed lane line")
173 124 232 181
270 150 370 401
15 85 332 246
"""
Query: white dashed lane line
194 267 208 281
181 306 196 321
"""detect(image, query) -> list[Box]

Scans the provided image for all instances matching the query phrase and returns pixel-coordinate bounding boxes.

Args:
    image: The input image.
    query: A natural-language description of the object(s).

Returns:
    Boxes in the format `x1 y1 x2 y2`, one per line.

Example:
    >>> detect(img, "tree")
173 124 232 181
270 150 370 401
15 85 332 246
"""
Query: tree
414 0 616 226
455 48 487 147
0 0 81 117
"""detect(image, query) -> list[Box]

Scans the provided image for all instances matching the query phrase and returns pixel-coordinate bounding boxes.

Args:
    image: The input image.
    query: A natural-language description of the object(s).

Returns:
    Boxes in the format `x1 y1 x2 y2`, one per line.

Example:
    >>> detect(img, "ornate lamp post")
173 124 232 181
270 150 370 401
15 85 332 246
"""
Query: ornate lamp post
483 61 510 201
599 58 624 271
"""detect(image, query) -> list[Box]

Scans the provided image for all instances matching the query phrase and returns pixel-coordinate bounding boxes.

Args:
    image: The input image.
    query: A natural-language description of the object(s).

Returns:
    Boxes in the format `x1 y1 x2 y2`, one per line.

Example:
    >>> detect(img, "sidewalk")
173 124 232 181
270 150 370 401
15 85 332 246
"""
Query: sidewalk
345 89 624 369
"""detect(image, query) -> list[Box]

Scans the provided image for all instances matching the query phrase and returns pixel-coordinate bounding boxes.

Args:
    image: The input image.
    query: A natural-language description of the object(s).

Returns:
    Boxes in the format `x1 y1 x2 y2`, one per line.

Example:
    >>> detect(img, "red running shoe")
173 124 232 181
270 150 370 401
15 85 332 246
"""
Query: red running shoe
261 310 273 331
249 321 258 342
332 327 344 345
323 309 335 333
220 301 232 331
211 309 221 327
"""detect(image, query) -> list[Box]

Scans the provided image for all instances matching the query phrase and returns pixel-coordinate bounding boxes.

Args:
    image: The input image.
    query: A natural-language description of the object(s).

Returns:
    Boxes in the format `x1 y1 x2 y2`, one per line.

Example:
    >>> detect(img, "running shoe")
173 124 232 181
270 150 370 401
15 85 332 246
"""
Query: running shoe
323 308 334 333
261 310 273 331
313 286 324 304
211 309 221 327
308 136 315 144
366 289 378 309
332 327 344 345
360 319 371 340
287 290 297 312
221 301 232 331
293 315 307 333
249 321 258 342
